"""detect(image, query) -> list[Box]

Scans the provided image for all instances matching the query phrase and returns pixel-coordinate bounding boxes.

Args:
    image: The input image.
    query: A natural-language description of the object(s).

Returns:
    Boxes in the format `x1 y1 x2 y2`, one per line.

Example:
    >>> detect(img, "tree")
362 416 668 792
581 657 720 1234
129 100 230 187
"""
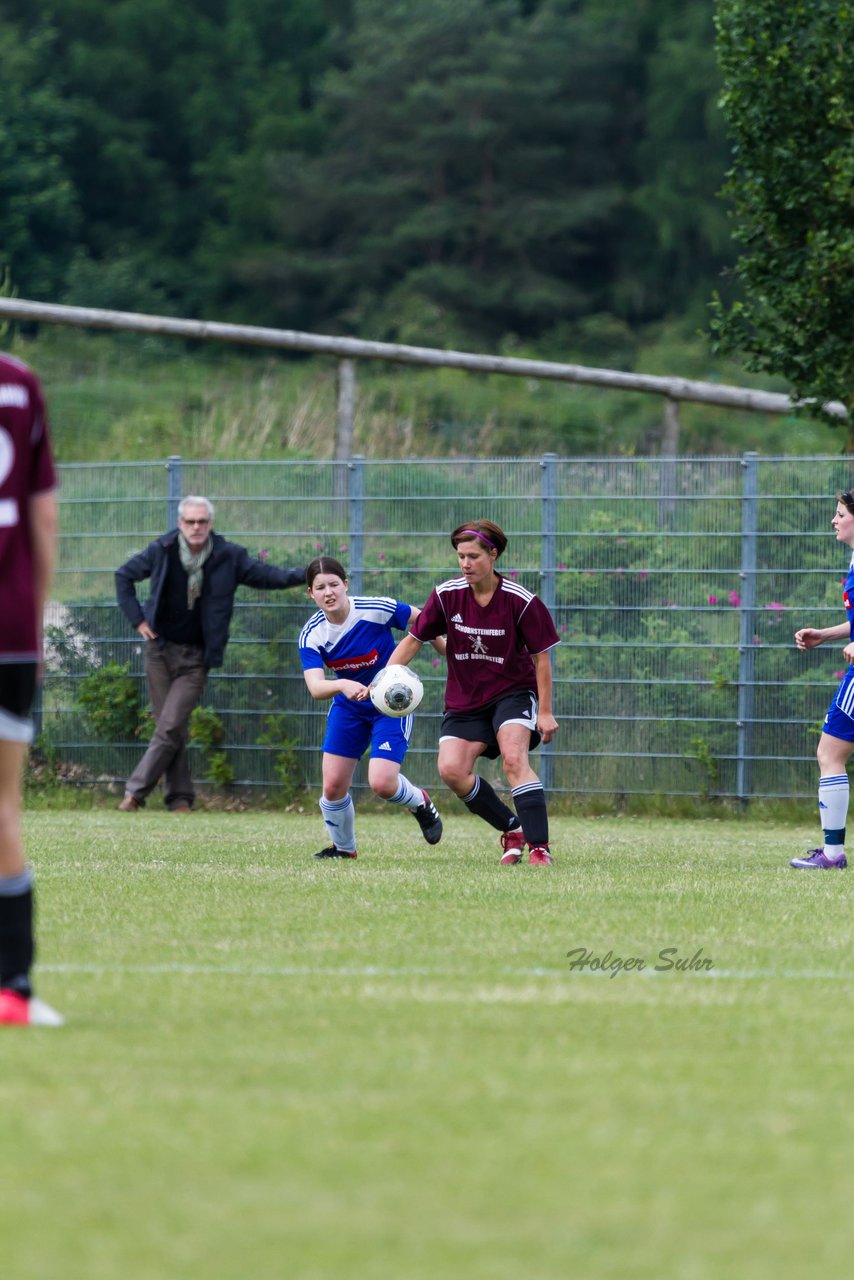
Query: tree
263 0 644 346
0 20 80 297
629 1 733 323
1 0 335 317
711 0 854 446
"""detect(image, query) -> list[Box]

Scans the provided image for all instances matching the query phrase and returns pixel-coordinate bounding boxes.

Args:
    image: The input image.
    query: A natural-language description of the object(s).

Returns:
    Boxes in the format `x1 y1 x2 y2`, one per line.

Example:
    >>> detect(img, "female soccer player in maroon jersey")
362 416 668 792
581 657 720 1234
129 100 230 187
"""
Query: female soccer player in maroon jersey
387 520 559 865
0 352 63 1026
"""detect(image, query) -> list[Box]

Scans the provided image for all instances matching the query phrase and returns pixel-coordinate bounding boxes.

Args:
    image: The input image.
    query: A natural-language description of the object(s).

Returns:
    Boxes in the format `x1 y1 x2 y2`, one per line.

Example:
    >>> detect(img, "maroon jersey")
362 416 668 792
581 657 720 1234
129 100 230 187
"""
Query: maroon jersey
411 573 559 712
0 354 57 661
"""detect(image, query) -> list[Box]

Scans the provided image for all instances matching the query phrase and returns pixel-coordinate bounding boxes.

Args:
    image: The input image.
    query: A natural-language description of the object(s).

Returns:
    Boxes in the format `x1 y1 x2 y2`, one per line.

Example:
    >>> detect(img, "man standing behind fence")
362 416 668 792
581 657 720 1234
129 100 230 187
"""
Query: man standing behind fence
115 495 305 812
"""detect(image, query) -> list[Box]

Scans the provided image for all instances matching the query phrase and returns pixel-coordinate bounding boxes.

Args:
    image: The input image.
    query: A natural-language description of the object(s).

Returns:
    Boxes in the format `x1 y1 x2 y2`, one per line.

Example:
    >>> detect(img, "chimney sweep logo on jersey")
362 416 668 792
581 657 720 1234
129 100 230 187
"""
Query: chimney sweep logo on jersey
453 620 505 663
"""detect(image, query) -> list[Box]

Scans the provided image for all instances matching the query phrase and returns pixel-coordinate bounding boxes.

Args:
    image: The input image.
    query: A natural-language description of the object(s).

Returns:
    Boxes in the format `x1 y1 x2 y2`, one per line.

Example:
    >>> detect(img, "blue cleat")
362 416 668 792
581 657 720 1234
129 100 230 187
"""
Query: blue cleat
789 848 848 870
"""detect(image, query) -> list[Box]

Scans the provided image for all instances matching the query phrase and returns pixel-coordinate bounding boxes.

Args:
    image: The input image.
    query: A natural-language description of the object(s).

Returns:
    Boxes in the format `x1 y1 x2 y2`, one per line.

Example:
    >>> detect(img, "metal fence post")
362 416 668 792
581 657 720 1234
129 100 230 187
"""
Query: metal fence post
167 455 182 528
658 397 680 527
348 454 365 595
736 452 759 803
540 452 558 791
336 358 357 462
334 360 357 512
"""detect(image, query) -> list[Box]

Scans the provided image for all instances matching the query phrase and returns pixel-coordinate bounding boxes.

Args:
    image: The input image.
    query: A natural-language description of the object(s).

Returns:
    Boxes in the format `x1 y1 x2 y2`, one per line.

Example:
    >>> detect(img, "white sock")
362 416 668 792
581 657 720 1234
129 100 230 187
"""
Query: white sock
819 773 848 860
320 793 357 853
387 773 423 811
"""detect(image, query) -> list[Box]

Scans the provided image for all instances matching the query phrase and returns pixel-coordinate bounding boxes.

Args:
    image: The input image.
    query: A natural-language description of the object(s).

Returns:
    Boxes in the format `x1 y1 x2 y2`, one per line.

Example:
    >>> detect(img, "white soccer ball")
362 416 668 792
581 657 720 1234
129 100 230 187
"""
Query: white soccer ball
369 664 424 718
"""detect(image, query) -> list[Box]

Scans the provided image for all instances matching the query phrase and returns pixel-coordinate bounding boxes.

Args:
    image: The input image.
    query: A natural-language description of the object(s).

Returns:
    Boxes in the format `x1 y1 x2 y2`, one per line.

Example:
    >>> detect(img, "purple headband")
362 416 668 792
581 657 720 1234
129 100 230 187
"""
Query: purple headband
458 528 499 551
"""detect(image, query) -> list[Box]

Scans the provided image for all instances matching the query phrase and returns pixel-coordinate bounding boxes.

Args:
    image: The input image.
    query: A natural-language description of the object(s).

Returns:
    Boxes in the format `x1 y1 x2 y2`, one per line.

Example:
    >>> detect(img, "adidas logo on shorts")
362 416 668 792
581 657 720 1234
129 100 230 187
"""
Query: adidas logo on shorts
379 740 392 751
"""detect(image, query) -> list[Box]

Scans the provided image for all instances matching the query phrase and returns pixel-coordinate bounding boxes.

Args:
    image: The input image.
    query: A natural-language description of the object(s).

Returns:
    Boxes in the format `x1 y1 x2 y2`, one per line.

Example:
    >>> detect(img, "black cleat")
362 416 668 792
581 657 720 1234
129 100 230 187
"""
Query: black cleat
412 791 443 845
313 845 358 859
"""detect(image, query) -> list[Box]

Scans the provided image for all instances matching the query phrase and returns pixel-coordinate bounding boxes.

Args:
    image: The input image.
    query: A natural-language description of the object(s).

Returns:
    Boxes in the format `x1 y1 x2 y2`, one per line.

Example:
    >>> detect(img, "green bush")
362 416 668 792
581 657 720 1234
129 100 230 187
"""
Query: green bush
76 662 145 743
256 714 304 805
189 706 235 790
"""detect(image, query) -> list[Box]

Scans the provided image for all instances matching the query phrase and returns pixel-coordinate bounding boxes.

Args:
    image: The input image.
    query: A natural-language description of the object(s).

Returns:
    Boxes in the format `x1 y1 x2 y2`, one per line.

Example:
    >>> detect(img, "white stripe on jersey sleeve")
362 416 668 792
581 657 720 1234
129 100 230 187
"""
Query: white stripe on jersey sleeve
350 597 402 625
500 579 536 603
435 577 468 595
298 609 327 649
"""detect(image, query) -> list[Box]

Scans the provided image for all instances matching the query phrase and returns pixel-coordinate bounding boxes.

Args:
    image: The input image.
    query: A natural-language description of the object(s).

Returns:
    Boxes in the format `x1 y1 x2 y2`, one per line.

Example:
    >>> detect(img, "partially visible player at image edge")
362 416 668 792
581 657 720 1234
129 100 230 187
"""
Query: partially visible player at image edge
790 491 854 870
0 352 63 1026
387 520 559 866
298 557 444 858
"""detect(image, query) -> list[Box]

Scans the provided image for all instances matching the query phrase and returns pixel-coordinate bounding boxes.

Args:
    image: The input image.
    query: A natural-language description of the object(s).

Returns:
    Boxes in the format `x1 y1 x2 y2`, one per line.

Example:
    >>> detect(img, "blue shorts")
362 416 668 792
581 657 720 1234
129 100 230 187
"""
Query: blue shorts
824 667 854 742
322 696 412 764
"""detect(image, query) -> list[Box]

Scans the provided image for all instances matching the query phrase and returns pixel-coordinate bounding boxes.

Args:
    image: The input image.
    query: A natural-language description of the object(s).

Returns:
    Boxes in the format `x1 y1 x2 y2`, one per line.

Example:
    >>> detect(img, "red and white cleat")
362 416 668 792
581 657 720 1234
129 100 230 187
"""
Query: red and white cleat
0 988 64 1027
527 846 553 866
499 828 526 865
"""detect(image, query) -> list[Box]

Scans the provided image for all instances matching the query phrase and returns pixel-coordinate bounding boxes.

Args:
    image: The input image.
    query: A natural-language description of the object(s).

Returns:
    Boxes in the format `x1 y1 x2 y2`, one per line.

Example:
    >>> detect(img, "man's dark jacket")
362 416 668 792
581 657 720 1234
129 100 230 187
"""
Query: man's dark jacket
115 530 305 668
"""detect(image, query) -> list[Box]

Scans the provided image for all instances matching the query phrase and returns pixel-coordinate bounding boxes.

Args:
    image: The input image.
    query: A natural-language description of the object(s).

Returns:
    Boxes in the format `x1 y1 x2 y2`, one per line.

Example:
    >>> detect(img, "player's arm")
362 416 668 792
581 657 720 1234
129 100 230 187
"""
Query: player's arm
532 650 558 744
29 490 58 668
303 667 369 702
387 633 424 668
795 622 851 650
406 605 446 657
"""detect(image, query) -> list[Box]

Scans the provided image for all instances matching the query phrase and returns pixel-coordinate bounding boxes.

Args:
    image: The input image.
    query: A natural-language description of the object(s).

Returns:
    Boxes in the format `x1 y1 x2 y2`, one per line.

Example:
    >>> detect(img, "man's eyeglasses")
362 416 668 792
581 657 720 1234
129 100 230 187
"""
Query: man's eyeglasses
181 517 210 526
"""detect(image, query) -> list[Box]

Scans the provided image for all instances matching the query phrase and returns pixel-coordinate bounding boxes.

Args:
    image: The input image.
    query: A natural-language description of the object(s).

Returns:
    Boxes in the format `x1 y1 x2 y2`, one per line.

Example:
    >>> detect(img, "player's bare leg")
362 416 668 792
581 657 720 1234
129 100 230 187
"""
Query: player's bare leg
0 741 63 1026
368 758 442 845
438 737 524 860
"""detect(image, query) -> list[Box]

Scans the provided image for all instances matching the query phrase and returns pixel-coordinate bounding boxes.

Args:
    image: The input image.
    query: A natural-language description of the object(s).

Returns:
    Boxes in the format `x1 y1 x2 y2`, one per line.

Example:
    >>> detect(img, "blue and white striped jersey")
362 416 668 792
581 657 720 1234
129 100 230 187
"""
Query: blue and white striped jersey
298 596 412 695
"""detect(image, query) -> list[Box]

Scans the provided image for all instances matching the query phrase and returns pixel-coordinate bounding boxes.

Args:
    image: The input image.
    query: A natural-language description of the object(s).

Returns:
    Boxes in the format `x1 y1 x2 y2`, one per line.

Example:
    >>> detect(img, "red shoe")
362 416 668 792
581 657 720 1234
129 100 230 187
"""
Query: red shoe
528 846 553 866
0 988 64 1027
499 827 526 864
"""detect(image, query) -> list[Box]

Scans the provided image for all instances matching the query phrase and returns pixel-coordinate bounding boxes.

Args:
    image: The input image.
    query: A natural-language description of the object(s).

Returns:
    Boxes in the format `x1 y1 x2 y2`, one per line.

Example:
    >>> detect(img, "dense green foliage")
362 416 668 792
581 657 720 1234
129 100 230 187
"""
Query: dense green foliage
712 1 854 437
1 0 732 352
76 661 146 742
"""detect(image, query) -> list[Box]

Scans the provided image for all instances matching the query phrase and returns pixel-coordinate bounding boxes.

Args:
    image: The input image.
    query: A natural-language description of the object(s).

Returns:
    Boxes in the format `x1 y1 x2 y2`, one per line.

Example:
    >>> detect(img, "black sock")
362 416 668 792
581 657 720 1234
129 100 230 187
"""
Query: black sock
463 777 520 833
0 878 34 997
511 782 549 847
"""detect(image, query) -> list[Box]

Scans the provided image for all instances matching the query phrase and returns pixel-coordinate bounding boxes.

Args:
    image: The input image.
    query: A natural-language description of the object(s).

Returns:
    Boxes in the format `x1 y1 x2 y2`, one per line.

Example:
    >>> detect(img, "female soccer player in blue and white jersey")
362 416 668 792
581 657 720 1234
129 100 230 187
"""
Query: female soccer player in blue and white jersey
387 520 560 867
790 492 854 870
298 557 443 859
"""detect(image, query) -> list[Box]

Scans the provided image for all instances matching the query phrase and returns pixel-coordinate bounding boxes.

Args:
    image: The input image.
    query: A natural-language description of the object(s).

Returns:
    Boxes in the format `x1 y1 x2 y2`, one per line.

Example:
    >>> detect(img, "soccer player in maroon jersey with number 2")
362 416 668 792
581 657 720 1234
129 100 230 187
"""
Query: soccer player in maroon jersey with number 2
0 353 63 1026
387 520 560 866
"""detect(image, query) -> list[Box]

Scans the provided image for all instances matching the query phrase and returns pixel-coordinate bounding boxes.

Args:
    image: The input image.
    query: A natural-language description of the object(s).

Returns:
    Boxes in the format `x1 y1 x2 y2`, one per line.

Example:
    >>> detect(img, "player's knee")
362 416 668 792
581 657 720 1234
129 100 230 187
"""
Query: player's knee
321 784 348 803
0 794 21 842
500 750 526 780
438 759 470 794
437 757 458 786
371 778 397 800
817 738 852 772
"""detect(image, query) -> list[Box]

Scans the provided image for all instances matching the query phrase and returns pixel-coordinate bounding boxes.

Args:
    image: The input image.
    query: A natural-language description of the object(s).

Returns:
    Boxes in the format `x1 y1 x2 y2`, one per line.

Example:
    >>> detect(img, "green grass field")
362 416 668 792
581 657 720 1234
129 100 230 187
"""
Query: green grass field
3 809 852 1279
